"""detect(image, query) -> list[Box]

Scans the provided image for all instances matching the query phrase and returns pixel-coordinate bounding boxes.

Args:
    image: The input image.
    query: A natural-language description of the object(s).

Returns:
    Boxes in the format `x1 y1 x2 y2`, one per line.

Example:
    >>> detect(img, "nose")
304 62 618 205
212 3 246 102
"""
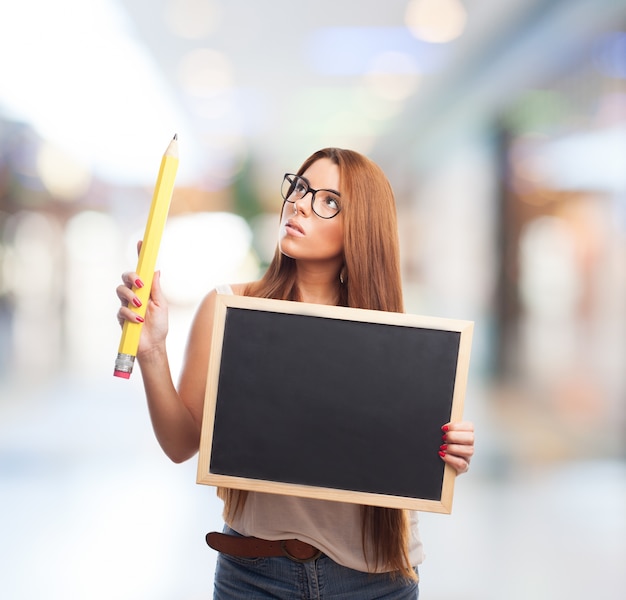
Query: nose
292 195 306 215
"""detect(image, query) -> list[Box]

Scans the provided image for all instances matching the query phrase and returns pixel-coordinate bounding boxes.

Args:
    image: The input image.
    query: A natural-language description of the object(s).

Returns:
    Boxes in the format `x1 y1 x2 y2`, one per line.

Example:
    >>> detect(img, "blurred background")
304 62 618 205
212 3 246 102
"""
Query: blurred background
0 0 624 598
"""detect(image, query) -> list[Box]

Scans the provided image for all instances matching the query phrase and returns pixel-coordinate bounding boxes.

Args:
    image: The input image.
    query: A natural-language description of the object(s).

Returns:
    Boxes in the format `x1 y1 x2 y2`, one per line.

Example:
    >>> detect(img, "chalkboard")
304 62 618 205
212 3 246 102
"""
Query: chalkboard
197 295 473 513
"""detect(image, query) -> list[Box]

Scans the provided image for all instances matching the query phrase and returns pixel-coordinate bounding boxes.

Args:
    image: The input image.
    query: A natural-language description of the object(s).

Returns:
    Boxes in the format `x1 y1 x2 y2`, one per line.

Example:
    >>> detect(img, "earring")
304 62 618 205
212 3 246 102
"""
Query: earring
339 266 346 284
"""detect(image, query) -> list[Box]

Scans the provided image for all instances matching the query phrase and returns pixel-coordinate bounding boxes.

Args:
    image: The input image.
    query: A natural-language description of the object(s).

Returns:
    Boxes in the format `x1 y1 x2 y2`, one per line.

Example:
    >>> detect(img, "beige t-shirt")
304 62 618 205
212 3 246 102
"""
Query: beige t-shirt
228 492 424 573
214 285 425 572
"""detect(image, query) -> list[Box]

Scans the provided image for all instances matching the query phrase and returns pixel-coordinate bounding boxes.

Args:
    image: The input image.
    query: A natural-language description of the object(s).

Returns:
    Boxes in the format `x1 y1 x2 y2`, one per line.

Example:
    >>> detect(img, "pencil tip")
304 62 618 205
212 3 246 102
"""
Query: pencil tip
173 133 178 140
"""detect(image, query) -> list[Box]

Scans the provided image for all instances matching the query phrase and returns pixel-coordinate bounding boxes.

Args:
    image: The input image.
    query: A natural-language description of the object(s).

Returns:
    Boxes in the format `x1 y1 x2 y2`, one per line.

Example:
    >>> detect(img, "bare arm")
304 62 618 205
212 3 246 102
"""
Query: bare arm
116 269 225 463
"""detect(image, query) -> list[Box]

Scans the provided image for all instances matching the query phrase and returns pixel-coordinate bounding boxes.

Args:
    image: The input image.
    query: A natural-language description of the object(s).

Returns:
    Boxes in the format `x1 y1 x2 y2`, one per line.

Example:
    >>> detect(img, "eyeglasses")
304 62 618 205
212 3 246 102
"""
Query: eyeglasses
281 174 342 219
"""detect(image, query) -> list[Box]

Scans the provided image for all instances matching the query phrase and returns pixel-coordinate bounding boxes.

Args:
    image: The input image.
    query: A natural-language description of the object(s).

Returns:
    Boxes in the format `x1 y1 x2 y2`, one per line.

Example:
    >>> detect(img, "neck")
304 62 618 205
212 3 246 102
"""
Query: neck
294 262 341 305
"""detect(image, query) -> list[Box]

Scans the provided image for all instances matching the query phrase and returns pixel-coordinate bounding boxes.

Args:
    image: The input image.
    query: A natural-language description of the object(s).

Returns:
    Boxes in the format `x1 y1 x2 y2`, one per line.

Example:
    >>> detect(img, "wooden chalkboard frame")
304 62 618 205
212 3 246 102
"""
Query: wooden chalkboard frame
197 295 473 513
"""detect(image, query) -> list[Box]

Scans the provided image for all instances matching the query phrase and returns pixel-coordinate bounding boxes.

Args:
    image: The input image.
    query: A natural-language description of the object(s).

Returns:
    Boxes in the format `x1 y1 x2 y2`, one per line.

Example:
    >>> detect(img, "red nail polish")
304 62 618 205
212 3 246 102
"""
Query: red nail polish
132 297 142 308
441 425 450 432
442 434 447 441
438 451 446 458
136 316 144 323
135 278 144 289
440 444 448 451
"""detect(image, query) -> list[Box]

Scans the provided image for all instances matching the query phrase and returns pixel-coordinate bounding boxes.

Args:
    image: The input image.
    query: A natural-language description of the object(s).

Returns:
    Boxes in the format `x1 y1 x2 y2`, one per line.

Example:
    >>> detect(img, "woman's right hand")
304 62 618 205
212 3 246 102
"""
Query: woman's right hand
116 268 169 357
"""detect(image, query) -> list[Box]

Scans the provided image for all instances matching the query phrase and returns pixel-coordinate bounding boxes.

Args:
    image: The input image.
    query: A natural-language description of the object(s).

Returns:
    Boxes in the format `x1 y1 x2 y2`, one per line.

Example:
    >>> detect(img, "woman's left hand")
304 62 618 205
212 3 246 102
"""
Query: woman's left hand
439 421 474 475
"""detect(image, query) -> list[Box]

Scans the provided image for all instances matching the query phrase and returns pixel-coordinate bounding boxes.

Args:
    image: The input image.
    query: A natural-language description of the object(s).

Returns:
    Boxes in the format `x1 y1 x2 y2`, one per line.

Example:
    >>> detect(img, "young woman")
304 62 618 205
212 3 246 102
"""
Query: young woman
116 148 475 599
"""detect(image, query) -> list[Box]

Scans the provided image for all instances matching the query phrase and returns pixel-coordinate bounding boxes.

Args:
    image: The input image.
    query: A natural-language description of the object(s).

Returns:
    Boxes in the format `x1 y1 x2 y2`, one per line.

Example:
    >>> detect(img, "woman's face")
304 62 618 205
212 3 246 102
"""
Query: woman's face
278 157 344 264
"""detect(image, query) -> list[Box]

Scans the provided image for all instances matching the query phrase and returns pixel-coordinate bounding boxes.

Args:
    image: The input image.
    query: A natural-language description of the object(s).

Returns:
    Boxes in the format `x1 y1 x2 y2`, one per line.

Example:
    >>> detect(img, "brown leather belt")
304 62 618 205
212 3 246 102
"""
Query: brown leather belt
206 531 322 563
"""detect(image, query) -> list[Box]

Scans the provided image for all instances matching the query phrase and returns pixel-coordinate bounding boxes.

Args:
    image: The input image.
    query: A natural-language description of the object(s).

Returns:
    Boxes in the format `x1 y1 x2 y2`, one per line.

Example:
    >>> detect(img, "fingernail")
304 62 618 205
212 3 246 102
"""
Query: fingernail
135 278 144 289
132 297 142 308
442 434 447 441
438 451 446 458
440 444 448 451
441 425 450 432
136 316 144 323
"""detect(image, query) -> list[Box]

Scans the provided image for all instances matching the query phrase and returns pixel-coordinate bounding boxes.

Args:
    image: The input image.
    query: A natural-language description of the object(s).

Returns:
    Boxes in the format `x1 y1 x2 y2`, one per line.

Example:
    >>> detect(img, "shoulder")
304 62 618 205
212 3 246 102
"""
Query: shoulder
194 282 252 318
198 280 258 308
227 282 250 295
213 281 253 297
184 282 254 358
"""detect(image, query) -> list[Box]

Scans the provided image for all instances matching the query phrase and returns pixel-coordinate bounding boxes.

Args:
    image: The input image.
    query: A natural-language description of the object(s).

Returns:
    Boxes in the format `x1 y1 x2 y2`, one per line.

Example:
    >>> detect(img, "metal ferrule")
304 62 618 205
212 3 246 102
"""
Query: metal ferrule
114 353 136 375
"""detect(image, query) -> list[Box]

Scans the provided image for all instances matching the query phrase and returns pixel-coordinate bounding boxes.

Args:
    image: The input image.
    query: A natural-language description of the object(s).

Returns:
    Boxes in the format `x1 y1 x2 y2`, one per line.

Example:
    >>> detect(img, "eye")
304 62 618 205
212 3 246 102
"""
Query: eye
294 180 308 194
320 193 340 210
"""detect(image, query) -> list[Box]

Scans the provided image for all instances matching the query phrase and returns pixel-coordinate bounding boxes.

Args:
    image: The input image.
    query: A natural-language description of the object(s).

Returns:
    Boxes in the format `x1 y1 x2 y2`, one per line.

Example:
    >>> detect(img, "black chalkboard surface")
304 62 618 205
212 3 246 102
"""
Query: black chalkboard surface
197 295 473 513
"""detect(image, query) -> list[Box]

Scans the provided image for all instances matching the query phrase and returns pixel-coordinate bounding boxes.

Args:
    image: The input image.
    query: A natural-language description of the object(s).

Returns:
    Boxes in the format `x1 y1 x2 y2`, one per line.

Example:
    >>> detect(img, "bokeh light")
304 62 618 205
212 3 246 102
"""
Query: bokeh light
157 211 258 306
36 142 92 202
405 0 467 44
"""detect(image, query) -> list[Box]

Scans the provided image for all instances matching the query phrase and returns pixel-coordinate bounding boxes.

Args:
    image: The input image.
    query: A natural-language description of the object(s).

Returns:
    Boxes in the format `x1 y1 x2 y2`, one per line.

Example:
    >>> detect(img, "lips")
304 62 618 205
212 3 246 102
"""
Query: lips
285 219 305 236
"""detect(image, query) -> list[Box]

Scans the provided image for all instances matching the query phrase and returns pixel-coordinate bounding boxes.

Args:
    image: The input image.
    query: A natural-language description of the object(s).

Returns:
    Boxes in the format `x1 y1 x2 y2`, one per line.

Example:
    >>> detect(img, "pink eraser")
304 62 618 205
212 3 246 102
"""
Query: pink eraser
113 370 131 379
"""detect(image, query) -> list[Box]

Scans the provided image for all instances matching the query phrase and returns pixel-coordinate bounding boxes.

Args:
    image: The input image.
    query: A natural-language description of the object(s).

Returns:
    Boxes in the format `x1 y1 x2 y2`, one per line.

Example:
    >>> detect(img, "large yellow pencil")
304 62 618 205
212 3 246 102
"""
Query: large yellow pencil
114 134 179 379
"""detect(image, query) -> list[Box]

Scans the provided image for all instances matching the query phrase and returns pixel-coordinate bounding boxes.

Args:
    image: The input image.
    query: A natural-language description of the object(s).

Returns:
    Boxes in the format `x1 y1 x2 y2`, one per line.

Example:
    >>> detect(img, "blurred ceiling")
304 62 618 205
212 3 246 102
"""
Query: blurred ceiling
119 0 542 186
0 0 623 189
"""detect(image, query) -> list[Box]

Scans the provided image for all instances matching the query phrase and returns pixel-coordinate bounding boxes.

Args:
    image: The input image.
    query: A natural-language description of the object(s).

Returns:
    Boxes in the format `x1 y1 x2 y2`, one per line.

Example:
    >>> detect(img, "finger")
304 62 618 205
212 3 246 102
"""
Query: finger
117 306 145 327
116 283 132 302
116 284 144 311
149 270 163 305
443 430 474 446
442 423 474 444
439 452 470 474
120 271 145 291
442 421 474 433
442 443 474 460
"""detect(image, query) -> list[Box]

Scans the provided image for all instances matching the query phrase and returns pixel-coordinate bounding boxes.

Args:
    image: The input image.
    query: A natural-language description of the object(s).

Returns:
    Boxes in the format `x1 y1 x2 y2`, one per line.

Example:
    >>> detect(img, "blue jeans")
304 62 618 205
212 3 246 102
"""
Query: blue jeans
213 528 419 599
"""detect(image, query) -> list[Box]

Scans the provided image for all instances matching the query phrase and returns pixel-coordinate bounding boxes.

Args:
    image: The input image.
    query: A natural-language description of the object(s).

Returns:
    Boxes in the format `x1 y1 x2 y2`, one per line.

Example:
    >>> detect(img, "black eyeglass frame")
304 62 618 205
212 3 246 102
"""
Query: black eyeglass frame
281 173 342 219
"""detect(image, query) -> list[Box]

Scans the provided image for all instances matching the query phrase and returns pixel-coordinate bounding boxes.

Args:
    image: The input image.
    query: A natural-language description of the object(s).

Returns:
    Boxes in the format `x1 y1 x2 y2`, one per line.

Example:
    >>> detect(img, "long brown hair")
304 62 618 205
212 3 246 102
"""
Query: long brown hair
219 148 415 579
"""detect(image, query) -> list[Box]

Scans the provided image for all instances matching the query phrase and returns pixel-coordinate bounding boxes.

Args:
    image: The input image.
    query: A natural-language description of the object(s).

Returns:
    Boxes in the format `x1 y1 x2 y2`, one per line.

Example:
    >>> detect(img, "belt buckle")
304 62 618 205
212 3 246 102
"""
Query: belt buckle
280 540 322 563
